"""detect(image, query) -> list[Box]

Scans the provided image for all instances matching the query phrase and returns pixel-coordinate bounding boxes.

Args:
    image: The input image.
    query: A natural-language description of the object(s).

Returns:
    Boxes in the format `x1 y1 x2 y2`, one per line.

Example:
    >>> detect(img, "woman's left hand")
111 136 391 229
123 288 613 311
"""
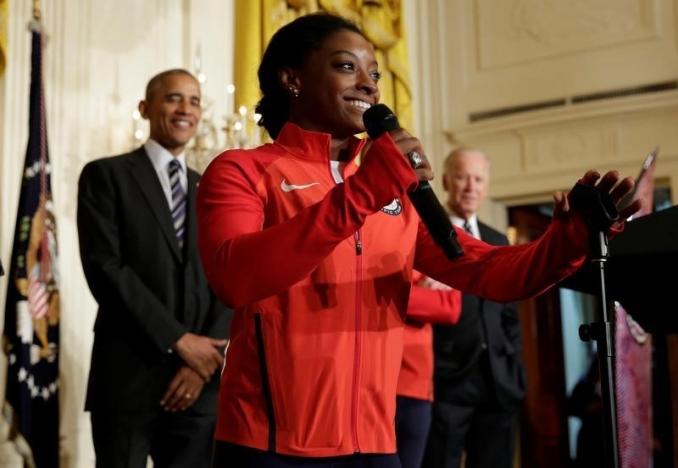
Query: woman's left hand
553 170 642 223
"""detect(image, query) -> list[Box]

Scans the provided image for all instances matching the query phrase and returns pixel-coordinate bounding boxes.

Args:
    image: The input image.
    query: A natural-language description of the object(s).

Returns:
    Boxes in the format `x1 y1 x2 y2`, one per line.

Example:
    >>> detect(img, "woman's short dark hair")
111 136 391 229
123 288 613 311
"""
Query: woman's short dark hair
256 13 364 139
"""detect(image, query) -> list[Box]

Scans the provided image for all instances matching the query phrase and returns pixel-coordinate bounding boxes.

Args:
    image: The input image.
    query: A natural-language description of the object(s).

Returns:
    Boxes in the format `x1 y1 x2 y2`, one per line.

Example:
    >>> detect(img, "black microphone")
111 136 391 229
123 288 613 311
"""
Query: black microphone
363 104 463 260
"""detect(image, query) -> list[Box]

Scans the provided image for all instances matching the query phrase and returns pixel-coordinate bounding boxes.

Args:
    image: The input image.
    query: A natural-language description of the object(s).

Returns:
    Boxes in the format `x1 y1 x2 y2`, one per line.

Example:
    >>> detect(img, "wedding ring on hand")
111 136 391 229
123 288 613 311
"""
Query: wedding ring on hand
184 393 192 399
407 151 424 169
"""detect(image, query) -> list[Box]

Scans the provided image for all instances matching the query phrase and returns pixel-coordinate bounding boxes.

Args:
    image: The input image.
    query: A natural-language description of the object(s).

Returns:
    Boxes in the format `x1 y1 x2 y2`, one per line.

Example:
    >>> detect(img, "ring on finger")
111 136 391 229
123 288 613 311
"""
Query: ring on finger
407 151 424 169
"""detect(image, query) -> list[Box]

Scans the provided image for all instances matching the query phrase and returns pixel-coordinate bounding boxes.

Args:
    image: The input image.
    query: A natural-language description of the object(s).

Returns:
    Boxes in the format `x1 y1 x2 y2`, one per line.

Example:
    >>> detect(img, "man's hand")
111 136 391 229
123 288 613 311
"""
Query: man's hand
418 276 452 291
553 170 642 223
173 333 226 381
160 365 204 412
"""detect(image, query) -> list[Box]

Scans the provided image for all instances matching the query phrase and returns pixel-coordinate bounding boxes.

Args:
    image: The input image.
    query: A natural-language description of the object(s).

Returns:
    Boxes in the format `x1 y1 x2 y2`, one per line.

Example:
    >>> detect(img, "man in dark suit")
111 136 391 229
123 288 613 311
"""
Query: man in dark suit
77 69 231 468
424 148 526 468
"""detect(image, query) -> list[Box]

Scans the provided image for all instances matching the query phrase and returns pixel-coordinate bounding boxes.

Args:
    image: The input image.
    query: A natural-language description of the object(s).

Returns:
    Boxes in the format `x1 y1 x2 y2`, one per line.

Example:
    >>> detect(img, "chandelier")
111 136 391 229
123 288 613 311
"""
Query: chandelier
131 46 264 173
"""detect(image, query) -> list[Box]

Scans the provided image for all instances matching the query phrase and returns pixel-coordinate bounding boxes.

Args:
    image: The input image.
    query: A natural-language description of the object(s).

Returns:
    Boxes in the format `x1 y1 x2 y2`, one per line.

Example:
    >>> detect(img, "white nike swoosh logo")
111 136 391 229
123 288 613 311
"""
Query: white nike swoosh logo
280 179 320 192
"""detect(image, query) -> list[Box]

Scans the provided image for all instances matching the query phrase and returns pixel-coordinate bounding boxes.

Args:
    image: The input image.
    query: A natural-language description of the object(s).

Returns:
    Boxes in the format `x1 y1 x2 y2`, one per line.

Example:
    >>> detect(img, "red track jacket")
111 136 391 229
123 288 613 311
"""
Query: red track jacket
197 122 588 457
398 274 462 402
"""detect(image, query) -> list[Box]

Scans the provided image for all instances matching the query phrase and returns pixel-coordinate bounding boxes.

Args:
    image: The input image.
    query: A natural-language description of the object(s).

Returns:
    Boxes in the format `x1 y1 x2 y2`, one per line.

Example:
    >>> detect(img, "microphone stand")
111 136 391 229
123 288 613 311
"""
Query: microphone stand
569 183 620 468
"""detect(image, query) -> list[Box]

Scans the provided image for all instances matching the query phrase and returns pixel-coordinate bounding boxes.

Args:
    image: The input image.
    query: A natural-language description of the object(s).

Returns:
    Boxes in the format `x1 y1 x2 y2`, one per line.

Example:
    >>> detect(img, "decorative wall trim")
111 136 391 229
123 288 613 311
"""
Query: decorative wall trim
448 89 678 141
476 0 660 69
446 89 678 222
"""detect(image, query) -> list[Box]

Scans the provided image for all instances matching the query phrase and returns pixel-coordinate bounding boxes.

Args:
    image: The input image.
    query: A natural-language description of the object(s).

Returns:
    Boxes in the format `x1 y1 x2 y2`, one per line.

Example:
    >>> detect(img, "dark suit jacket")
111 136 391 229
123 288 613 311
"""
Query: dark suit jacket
433 221 526 409
77 147 230 414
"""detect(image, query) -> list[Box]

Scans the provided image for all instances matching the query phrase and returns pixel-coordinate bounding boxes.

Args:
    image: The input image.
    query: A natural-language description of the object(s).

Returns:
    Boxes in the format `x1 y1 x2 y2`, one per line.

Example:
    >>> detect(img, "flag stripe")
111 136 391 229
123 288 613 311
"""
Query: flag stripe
3 27 60 468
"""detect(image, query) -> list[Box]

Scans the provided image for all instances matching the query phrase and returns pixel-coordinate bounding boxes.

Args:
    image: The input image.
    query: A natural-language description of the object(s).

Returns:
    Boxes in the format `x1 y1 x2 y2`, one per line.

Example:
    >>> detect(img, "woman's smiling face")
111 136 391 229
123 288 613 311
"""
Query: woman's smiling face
286 29 381 138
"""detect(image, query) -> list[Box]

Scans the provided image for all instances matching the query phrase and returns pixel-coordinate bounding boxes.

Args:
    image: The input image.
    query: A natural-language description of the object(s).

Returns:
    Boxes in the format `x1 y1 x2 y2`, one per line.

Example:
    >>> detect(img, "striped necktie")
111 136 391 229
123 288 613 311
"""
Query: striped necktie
463 220 473 237
168 159 186 248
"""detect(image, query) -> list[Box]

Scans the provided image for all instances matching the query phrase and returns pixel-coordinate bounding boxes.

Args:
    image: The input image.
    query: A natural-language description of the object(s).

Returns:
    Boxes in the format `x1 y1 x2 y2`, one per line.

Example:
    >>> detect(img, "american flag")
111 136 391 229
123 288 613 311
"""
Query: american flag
614 148 657 468
2 22 60 468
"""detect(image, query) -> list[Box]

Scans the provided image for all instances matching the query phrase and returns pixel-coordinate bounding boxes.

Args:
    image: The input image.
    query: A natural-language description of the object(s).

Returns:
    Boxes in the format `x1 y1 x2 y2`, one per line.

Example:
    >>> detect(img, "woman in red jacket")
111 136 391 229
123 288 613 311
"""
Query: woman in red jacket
397 273 461 468
198 12 640 468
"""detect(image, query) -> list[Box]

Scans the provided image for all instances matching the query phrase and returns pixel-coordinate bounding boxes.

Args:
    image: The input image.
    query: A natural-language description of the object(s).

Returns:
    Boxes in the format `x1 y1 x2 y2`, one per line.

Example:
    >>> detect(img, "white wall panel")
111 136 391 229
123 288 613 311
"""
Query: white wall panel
430 0 678 227
460 0 678 116
0 1 234 466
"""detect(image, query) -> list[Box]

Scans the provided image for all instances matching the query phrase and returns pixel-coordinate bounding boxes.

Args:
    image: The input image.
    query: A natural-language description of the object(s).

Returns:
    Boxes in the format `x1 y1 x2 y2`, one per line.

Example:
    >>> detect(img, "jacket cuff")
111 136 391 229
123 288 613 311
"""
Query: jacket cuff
345 133 418 213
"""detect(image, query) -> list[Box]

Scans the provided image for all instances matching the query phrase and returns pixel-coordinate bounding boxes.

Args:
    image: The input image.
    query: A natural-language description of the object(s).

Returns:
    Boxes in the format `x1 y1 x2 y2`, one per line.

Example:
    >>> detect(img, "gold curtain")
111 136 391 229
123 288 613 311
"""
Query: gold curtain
233 0 412 130
0 0 7 75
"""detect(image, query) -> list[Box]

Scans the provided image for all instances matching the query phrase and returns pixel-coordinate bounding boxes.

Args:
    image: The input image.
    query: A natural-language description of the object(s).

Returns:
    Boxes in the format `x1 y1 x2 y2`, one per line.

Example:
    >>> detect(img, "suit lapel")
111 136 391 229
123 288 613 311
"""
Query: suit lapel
180 169 201 326
478 222 488 242
126 148 182 261
478 222 504 245
184 169 199 263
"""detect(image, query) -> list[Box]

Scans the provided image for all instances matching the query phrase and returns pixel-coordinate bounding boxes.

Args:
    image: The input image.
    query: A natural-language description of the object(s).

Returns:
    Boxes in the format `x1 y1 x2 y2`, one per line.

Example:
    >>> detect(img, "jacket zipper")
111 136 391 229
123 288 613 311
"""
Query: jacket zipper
254 313 277 452
329 157 363 452
351 229 363 452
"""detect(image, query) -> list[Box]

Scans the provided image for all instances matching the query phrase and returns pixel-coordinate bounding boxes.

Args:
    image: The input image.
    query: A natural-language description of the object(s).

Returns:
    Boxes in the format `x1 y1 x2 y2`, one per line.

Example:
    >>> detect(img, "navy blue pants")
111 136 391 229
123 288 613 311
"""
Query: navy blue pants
395 396 432 468
423 399 518 468
212 441 402 467
91 408 215 468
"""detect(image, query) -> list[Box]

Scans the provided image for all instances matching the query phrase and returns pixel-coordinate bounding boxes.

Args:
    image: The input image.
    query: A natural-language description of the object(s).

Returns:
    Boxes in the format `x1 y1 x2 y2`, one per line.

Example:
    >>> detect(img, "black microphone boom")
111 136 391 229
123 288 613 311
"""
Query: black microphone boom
363 104 463 260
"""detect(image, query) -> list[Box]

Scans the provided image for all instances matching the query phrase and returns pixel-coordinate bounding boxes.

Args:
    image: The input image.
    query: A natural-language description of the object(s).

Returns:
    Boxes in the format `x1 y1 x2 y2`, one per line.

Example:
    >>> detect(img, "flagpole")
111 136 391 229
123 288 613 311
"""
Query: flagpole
2 3 60 466
32 0 41 20
29 0 42 33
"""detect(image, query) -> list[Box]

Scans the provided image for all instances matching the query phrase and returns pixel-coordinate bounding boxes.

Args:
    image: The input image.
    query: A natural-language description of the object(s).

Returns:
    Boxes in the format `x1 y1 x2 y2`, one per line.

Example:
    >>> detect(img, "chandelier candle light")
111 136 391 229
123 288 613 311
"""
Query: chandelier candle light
187 44 263 171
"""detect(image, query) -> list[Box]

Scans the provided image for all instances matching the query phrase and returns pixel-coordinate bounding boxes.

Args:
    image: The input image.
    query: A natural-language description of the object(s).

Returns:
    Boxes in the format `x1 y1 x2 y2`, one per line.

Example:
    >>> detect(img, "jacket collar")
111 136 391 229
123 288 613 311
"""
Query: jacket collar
273 122 365 163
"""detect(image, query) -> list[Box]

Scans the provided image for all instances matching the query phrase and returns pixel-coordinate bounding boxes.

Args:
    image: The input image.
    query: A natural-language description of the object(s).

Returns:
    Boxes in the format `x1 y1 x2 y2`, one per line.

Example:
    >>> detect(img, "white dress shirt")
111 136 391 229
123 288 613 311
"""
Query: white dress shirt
450 214 480 240
330 160 346 183
144 139 188 209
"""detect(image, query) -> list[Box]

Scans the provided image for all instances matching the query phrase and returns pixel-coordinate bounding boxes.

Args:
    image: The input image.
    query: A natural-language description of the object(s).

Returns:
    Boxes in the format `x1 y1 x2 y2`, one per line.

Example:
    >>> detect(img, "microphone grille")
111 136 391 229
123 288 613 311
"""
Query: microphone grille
363 103 400 139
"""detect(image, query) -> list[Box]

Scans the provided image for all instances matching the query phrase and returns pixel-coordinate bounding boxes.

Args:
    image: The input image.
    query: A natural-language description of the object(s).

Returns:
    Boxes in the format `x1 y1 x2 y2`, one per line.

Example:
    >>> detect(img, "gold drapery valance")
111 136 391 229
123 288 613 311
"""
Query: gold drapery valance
0 0 8 75
234 0 412 130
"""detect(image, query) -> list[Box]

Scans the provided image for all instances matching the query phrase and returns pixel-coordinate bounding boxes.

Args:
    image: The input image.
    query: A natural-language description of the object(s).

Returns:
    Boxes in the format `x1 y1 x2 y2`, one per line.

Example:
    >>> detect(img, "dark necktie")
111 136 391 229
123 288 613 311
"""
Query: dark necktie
168 160 186 248
463 220 473 237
